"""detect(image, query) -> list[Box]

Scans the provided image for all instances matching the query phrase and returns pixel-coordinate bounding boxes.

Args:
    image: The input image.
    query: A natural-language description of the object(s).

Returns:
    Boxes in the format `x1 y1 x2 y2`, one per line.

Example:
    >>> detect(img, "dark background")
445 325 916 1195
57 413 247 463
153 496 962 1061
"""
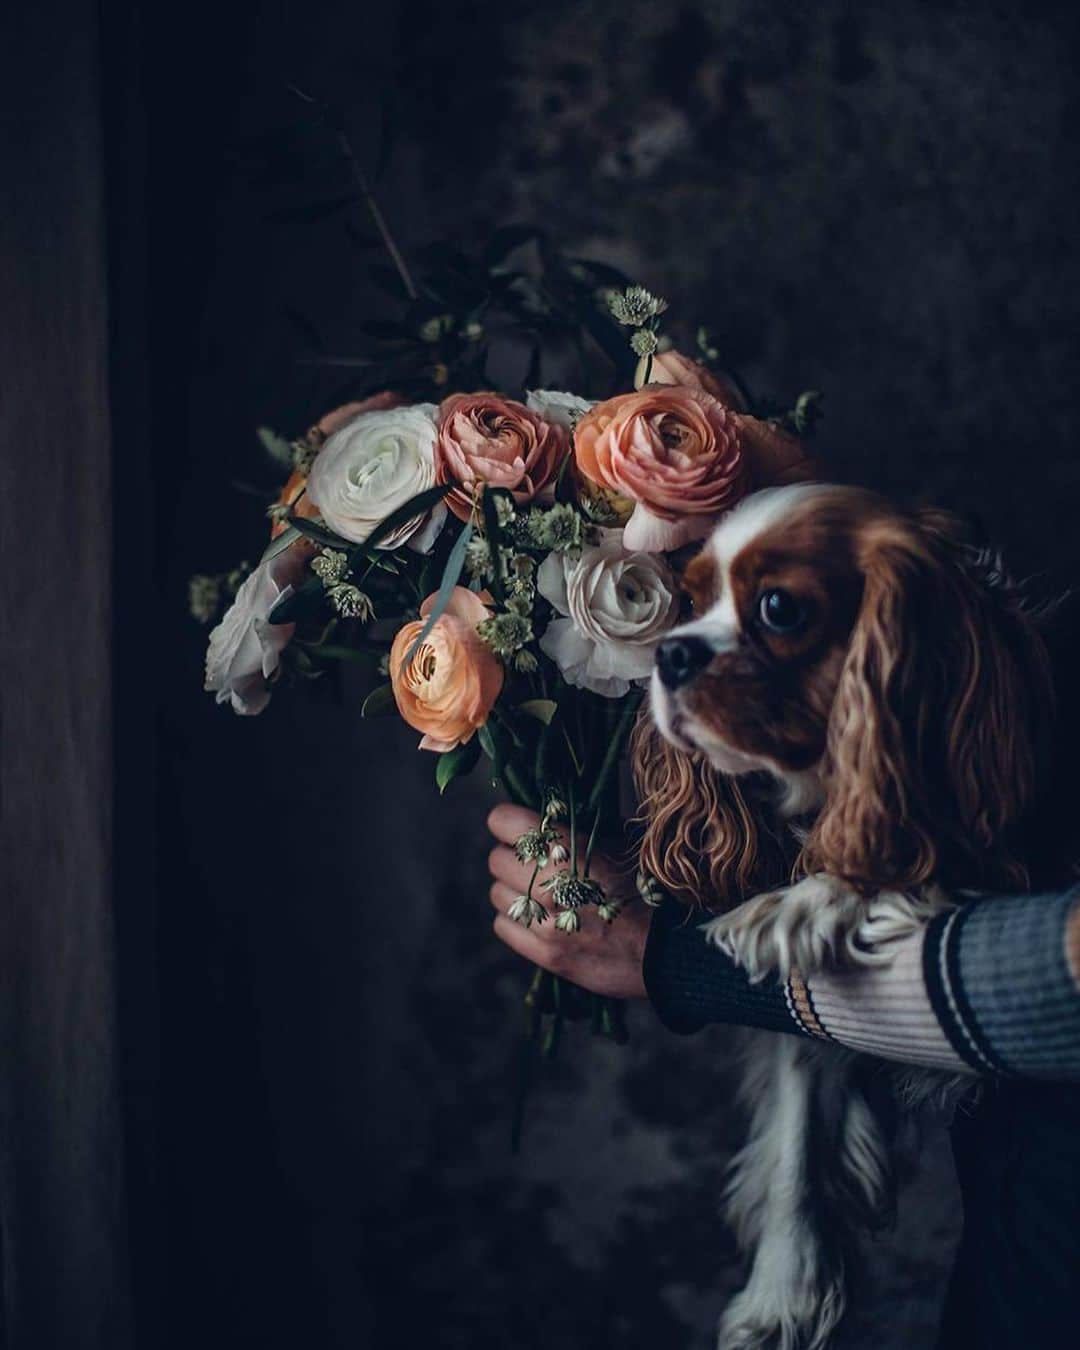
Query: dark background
107 2 1080 1347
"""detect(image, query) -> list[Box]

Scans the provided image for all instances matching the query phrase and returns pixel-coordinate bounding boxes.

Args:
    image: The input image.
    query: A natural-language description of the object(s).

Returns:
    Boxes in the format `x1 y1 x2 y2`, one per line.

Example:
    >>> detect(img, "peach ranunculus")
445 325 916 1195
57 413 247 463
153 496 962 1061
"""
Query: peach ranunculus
643 349 748 410
435 392 568 522
573 385 746 552
389 587 504 752
644 352 818 486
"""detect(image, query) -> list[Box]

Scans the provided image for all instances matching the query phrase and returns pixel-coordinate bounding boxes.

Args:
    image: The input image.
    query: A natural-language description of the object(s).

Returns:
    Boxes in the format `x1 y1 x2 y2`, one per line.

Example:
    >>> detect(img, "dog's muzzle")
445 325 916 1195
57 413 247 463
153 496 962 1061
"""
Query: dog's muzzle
655 635 714 690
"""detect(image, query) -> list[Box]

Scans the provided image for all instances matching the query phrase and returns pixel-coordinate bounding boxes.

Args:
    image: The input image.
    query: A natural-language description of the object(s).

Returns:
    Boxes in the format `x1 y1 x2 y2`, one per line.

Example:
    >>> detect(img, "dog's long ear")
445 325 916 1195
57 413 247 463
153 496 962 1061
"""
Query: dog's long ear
801 512 1052 892
631 715 788 910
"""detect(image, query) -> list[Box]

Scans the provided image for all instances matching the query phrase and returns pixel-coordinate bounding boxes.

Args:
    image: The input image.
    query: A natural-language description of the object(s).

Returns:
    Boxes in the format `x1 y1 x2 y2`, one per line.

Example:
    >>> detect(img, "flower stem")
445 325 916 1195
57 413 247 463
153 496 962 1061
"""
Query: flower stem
287 83 418 302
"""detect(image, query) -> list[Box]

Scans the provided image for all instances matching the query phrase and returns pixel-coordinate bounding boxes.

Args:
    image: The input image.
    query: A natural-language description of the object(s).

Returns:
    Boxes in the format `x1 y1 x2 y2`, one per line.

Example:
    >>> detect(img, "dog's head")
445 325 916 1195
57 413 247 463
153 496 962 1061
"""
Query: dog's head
635 483 1052 902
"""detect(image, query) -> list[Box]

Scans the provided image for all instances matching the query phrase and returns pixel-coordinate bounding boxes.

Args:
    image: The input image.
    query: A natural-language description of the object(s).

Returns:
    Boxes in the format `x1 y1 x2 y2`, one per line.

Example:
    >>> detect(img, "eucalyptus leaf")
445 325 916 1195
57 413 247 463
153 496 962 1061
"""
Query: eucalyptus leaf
435 737 481 794
257 426 294 468
353 482 452 554
517 699 558 726
261 525 302 564
287 514 354 551
402 518 473 667
360 683 397 718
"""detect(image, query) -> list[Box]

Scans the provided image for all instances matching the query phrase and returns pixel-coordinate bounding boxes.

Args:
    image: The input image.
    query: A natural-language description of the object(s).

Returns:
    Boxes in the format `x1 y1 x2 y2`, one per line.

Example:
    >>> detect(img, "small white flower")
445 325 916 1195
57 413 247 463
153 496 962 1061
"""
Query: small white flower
538 528 680 698
507 895 548 928
306 404 446 551
554 909 581 933
525 389 593 432
204 549 305 715
549 843 569 866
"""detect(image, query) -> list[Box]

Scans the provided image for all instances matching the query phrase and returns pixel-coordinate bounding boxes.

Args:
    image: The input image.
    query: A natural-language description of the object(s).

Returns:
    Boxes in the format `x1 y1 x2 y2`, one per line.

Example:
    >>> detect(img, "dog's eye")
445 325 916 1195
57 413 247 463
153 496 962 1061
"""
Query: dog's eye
758 588 806 634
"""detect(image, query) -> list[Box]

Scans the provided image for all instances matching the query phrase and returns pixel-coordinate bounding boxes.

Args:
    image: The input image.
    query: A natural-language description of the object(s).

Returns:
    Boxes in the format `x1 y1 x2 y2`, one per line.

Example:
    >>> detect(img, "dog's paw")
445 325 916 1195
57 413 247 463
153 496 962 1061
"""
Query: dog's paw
718 1266 845 1350
703 875 873 980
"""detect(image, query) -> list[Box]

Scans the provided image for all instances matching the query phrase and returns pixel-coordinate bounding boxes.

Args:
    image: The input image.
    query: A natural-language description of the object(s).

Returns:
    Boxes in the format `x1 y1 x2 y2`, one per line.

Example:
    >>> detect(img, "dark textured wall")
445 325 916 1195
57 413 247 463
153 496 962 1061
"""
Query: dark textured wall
148 3 1079 1347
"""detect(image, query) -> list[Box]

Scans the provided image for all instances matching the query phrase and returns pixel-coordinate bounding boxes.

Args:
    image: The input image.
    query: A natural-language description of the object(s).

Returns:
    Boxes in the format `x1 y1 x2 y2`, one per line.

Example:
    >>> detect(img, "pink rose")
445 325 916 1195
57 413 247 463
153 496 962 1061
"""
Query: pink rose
573 385 746 552
435 392 568 522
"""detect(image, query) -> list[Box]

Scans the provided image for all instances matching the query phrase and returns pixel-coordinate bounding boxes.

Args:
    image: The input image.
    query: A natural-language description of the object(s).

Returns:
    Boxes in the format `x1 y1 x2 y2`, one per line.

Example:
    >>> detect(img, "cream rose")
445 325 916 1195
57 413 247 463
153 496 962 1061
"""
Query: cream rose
573 385 746 552
525 388 593 431
390 587 504 751
537 529 679 698
305 403 446 550
204 549 306 715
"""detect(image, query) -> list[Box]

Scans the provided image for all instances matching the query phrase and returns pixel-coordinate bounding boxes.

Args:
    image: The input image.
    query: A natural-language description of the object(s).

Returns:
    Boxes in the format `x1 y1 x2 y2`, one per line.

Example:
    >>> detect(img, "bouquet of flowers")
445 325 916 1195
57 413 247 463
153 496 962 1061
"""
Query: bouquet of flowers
191 135 818 1090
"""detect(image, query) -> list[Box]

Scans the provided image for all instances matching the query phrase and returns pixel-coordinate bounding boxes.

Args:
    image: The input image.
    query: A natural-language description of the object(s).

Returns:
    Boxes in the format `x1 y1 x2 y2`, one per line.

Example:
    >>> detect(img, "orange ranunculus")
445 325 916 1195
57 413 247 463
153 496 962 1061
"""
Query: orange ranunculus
270 468 321 539
573 385 746 552
642 349 748 410
435 392 568 522
389 587 504 752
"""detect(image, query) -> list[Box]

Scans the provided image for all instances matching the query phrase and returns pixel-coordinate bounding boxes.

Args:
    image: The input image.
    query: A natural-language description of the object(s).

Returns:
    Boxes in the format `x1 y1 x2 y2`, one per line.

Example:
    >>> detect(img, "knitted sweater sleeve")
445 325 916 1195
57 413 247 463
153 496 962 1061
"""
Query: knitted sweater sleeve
642 886 1080 1080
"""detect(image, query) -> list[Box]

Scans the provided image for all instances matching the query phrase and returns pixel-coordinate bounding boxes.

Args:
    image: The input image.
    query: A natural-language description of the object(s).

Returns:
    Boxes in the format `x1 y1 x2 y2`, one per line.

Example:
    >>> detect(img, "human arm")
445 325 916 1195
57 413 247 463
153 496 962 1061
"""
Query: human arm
487 806 1080 1080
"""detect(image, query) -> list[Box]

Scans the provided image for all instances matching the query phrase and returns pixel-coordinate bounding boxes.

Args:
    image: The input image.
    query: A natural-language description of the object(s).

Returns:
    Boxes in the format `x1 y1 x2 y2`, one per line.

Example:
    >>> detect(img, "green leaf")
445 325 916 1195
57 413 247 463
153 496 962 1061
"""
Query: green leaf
360 683 397 718
353 483 452 554
261 524 301 564
287 514 354 551
308 643 376 663
480 487 507 603
517 699 558 726
435 737 481 793
401 518 473 667
257 426 294 468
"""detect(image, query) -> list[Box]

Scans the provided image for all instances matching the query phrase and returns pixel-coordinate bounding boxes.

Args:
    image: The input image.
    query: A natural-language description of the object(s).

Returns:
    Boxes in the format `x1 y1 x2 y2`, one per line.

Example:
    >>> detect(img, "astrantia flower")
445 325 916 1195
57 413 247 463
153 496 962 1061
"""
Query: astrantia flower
204 548 306 715
528 503 591 554
389 587 504 752
573 385 746 552
607 285 668 327
508 895 548 928
477 611 534 660
514 827 558 866
542 871 604 911
554 909 581 934
538 528 679 698
306 403 446 551
435 392 568 522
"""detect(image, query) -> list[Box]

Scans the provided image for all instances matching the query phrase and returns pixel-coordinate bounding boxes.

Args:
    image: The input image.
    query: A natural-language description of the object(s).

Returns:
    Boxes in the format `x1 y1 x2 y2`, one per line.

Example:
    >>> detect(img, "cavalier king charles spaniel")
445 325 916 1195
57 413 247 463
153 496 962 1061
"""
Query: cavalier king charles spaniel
633 483 1056 1350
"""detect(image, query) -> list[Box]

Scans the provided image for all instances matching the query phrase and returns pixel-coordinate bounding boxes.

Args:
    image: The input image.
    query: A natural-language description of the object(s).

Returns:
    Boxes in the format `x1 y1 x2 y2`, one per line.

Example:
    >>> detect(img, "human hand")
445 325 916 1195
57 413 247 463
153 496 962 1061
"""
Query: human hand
486 804 651 1000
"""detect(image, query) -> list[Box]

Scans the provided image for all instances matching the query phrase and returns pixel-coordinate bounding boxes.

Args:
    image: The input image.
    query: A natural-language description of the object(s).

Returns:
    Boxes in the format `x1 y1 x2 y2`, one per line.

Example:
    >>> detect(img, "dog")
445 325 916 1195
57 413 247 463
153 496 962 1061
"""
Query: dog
632 482 1056 1349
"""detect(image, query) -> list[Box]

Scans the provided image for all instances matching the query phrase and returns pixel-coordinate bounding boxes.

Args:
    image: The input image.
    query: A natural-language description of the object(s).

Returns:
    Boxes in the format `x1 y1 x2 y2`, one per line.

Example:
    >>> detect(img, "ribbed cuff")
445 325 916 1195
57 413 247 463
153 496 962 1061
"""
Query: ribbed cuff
642 896 801 1037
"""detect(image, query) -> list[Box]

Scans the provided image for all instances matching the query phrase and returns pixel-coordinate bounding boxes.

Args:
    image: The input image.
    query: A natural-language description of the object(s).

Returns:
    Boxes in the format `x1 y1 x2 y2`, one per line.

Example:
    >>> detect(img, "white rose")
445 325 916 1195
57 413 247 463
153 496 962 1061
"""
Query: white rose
204 549 304 715
526 389 593 431
306 404 446 550
537 528 680 698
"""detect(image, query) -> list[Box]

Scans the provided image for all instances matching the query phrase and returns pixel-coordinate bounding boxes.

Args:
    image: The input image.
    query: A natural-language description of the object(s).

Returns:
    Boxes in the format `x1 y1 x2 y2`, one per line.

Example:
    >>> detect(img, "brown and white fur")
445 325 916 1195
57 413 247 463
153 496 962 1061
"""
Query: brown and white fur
633 483 1053 1350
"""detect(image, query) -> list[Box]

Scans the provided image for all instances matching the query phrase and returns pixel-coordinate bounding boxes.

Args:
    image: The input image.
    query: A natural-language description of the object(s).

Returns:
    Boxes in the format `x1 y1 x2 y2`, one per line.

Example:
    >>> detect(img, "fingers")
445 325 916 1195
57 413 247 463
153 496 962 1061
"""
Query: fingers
486 803 542 845
488 880 518 914
492 913 550 965
488 844 537 893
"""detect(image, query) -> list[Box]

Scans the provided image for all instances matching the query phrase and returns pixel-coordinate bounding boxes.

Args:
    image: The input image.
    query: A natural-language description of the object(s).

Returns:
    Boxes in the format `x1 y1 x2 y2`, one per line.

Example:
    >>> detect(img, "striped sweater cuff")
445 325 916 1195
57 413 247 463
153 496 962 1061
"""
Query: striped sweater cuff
925 888 1080 1078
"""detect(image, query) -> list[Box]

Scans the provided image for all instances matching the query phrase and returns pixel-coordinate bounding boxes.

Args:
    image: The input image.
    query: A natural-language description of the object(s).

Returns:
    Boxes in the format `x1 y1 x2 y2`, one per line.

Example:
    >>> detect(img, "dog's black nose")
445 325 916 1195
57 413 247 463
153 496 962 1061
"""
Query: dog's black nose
655 635 713 690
